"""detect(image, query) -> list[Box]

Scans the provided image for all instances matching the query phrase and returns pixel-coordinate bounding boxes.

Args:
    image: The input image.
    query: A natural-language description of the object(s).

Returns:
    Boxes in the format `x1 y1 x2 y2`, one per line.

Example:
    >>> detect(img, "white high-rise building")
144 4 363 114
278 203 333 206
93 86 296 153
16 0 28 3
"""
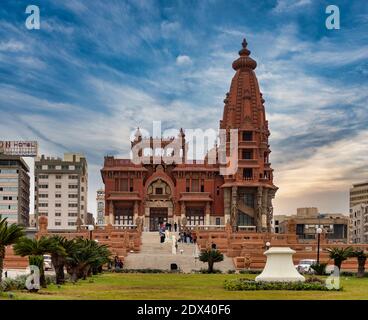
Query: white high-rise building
350 203 368 244
96 189 105 225
34 153 88 230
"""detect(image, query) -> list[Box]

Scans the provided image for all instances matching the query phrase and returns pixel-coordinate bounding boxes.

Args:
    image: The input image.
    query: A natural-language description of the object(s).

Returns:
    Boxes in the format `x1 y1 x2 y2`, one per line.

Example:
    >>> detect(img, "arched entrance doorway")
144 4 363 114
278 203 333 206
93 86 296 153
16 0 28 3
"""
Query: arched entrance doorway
144 178 173 231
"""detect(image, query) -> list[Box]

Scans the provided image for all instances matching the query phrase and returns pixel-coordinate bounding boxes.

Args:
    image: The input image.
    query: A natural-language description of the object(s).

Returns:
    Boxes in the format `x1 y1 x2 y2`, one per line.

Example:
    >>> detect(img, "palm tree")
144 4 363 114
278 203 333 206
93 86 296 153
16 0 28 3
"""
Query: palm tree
326 247 353 271
44 236 69 285
0 216 24 283
199 248 224 273
351 249 367 278
13 236 50 288
65 238 111 282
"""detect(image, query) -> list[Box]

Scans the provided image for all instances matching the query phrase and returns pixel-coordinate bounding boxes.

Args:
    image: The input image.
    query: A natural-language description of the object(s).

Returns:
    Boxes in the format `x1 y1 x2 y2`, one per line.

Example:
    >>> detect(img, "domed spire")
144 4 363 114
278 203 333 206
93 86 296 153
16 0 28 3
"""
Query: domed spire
134 127 142 141
232 37 257 71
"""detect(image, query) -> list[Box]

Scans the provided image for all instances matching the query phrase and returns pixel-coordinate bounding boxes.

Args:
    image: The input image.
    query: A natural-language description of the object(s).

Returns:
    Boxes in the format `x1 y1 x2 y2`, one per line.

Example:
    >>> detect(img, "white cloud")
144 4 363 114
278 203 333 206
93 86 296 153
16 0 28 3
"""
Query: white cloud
0 40 25 52
176 55 192 66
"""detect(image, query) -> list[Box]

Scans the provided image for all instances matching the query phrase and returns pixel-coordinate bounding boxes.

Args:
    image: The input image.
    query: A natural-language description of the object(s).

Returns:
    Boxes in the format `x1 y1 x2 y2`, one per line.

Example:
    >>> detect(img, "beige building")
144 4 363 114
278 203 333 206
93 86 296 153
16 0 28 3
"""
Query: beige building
274 207 349 242
0 155 30 226
34 153 88 230
350 182 368 207
350 203 368 244
96 189 105 225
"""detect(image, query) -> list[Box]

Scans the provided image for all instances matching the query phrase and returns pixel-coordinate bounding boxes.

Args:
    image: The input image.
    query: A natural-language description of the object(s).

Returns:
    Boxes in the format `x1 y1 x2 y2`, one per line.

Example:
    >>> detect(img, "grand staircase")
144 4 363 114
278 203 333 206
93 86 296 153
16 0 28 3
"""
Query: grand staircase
123 232 235 273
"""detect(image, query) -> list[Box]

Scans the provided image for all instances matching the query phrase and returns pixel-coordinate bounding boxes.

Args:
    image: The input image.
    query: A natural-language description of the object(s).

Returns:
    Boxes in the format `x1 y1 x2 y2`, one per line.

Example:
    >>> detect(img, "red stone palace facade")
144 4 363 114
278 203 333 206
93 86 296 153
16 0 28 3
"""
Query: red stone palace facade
101 39 278 232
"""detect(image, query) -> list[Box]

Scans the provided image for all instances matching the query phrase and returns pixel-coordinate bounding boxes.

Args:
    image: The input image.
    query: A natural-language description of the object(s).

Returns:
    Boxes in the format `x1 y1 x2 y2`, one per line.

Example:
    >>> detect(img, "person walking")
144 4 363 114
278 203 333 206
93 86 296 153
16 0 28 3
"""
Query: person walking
174 222 178 232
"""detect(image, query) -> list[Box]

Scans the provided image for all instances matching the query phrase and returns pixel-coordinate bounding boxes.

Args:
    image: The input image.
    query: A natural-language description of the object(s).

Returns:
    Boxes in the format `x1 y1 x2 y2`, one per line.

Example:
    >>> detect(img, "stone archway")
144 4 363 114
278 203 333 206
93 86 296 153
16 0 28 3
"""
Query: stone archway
144 178 174 231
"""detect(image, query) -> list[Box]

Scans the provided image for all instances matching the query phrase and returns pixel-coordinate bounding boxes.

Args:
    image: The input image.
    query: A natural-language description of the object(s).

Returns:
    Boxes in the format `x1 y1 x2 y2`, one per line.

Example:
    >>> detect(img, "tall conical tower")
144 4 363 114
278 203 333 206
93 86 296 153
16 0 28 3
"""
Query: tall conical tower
220 38 277 232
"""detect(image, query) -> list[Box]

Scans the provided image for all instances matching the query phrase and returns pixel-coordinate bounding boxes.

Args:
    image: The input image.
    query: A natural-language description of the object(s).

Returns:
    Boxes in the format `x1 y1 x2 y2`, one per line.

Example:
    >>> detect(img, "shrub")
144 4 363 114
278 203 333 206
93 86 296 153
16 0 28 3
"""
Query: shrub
224 278 341 291
227 270 235 274
239 270 261 274
113 268 176 274
199 268 222 274
311 263 327 275
0 275 27 292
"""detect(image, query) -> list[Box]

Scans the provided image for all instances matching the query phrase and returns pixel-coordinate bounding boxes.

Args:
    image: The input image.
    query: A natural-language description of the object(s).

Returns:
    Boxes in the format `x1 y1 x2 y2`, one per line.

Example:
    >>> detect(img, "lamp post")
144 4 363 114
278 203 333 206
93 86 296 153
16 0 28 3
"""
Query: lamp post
316 227 323 264
88 225 95 240
265 241 271 250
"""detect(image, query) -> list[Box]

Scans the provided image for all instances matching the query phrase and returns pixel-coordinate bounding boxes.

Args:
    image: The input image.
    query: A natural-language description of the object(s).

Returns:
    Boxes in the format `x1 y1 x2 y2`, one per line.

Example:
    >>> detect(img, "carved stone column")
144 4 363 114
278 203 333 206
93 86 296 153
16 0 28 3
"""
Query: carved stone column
180 202 186 220
224 187 231 224
133 201 139 224
231 186 238 229
205 202 211 225
256 186 263 232
109 200 114 225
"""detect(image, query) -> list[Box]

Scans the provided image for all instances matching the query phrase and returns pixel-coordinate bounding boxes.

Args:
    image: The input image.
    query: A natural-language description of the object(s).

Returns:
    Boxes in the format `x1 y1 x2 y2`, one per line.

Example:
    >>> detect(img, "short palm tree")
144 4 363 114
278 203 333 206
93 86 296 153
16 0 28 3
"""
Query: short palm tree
44 236 69 285
351 250 367 278
199 248 224 273
65 238 111 282
326 247 353 271
0 216 24 283
13 236 50 287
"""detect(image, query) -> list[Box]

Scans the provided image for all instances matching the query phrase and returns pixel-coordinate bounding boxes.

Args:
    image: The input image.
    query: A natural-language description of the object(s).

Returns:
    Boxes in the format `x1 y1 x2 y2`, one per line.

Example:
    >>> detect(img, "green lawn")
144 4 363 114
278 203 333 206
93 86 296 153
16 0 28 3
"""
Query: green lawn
1 273 368 300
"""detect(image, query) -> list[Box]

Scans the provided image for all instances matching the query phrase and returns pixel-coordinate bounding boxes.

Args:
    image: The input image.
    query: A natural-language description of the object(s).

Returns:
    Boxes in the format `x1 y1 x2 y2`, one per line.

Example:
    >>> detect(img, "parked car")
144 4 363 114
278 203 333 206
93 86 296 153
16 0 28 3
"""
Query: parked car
43 255 53 270
295 259 317 274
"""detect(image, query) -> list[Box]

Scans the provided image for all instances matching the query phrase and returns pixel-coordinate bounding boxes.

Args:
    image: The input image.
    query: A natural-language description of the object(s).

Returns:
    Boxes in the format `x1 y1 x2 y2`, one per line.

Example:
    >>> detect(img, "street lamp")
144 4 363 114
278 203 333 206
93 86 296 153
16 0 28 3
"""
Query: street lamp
265 241 271 250
87 225 95 240
316 227 323 264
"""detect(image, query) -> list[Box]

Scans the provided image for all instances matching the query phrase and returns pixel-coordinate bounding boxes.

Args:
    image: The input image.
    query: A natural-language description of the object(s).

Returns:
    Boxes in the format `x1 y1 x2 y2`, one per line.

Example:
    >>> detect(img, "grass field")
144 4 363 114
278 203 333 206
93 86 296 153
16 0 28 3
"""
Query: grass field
1 273 368 300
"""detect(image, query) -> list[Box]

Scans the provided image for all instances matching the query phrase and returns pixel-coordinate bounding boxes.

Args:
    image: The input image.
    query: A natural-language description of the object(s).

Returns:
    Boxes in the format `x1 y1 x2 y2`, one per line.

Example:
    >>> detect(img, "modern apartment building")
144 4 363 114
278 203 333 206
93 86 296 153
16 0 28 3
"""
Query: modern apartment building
350 182 368 207
349 203 368 244
96 189 105 225
0 155 30 226
34 153 88 230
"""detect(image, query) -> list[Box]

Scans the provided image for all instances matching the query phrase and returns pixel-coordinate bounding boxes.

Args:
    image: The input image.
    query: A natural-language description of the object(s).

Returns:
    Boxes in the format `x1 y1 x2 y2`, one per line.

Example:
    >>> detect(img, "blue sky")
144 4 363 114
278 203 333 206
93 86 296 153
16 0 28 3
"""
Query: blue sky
0 0 367 216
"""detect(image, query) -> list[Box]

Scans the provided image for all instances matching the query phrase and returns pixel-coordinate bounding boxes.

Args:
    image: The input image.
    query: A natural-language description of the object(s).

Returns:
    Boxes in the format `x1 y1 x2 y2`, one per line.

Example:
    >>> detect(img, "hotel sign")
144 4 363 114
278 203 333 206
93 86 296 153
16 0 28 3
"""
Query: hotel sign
0 141 38 157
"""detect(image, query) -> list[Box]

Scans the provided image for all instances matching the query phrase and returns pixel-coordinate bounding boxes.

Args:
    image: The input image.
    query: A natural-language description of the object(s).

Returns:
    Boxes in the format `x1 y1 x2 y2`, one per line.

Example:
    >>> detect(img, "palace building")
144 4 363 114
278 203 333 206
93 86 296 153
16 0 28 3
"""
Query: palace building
101 39 277 232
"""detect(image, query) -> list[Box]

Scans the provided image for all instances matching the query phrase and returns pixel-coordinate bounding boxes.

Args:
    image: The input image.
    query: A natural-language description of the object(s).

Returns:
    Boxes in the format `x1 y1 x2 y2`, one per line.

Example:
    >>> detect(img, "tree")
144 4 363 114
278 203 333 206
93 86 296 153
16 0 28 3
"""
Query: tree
13 236 50 288
65 238 111 282
351 250 367 278
0 216 24 283
326 247 353 271
199 248 224 273
44 236 69 285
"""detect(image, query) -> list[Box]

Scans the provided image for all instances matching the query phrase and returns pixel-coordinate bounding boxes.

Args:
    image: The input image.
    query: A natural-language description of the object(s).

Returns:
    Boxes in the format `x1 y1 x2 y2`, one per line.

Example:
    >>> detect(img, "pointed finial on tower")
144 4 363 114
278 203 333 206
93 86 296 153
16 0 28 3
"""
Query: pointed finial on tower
239 37 251 57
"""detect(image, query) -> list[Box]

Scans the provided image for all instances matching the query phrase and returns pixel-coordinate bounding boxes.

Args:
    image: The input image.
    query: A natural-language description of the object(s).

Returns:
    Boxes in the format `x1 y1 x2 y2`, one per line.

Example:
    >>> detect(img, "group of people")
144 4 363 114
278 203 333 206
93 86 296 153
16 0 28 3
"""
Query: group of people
109 255 123 271
178 231 196 244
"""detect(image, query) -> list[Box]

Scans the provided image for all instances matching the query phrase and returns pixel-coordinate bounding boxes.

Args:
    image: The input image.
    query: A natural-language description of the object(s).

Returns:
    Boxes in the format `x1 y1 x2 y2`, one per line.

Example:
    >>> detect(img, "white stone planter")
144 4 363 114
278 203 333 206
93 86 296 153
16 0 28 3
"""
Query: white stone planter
255 247 305 282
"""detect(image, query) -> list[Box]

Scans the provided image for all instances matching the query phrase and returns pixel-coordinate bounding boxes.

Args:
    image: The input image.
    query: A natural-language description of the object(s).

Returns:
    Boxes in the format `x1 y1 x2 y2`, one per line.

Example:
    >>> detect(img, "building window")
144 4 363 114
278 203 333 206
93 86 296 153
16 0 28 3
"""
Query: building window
56 184 61 189
68 185 78 189
117 179 128 192
68 212 78 217
242 131 253 141
39 185 48 189
191 179 199 192
186 207 205 225
39 174 48 179
55 194 61 198
55 221 61 226
186 179 190 192
55 203 62 207
39 203 48 207
216 218 221 225
130 178 134 192
243 168 253 180
237 212 254 226
68 194 78 198
68 221 76 226
69 175 78 179
115 207 133 225
56 175 62 179
68 203 78 207
55 212 61 217
242 149 253 159
155 188 163 195
200 179 204 192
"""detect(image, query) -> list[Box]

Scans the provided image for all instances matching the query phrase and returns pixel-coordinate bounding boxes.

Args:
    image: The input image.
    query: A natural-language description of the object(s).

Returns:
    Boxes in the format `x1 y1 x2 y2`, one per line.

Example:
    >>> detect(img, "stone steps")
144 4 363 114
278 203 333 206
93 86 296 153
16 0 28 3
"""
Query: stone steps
123 232 235 273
